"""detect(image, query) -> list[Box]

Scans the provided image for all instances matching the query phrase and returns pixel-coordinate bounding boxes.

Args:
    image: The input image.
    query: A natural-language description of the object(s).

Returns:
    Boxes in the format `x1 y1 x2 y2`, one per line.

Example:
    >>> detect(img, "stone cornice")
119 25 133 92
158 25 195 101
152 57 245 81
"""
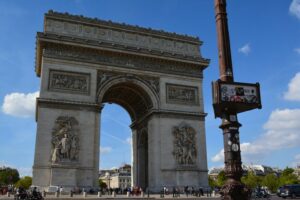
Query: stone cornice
35 37 208 78
46 10 201 44
131 109 207 129
36 98 102 121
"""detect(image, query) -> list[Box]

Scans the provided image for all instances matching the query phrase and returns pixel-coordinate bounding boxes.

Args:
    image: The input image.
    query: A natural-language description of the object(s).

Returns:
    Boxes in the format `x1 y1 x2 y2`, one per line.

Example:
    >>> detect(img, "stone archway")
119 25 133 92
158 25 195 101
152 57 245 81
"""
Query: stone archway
32 11 210 192
97 75 158 189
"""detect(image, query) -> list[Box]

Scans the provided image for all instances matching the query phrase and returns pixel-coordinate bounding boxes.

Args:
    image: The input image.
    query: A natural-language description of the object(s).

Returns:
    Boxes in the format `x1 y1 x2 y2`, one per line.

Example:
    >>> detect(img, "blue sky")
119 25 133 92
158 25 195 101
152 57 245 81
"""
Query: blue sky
0 0 300 176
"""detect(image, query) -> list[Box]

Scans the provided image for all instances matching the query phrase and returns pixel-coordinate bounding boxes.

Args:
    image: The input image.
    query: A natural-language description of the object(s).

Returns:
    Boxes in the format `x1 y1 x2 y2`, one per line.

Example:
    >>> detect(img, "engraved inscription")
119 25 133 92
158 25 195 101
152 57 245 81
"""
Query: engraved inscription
49 70 90 94
167 84 198 105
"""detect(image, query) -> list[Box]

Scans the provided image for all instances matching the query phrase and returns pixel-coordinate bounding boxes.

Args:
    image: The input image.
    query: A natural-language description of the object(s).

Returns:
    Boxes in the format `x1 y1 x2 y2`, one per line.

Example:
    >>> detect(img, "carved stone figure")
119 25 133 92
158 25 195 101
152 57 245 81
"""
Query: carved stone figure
173 123 197 165
49 70 90 94
51 116 79 163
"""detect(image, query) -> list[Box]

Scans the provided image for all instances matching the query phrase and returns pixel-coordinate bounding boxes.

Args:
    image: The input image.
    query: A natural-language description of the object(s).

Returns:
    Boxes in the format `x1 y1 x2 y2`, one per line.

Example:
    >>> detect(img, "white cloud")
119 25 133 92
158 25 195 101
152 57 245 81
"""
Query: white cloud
212 149 224 162
100 146 112 154
284 72 300 101
125 137 132 145
212 109 300 163
238 44 251 55
290 0 300 20
18 167 32 177
295 48 300 54
291 154 300 167
2 91 39 117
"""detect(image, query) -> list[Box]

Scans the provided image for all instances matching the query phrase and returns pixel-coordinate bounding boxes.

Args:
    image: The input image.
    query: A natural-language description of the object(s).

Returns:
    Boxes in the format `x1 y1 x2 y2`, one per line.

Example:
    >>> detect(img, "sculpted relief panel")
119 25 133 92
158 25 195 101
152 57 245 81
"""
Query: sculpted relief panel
48 70 90 95
51 116 79 164
166 84 198 105
172 123 197 165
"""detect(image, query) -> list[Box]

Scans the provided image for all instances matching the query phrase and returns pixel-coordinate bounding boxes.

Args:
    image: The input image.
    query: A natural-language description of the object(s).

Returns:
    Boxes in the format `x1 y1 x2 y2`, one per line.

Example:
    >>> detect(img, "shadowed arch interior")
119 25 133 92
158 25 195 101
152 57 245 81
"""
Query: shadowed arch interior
102 82 153 122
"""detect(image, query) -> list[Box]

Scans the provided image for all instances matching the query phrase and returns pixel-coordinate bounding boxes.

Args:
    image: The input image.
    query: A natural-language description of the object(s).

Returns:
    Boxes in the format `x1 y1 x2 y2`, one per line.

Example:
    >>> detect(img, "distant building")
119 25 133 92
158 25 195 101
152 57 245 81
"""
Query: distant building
99 164 131 189
242 165 275 176
294 165 300 180
208 164 279 178
208 167 224 180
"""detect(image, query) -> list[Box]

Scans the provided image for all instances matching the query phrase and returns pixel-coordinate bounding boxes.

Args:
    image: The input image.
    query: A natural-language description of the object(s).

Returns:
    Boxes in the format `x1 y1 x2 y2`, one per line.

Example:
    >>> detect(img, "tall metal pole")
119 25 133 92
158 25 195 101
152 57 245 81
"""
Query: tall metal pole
214 0 250 199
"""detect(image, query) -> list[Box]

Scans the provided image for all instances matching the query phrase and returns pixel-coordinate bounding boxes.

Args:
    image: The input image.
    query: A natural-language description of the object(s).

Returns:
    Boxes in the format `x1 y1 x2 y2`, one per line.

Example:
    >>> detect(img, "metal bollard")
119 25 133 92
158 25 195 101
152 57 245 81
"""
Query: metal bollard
97 191 101 197
83 191 87 198
141 191 145 197
127 191 130 197
212 190 215 197
112 191 116 197
7 192 10 197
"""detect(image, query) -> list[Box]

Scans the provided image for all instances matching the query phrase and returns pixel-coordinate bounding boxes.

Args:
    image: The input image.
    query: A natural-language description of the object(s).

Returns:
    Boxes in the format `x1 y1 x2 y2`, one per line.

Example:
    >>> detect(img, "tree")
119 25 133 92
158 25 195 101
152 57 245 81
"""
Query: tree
216 171 227 187
208 176 217 188
98 179 107 188
262 174 279 193
241 171 262 189
15 176 32 189
279 167 299 185
0 167 20 185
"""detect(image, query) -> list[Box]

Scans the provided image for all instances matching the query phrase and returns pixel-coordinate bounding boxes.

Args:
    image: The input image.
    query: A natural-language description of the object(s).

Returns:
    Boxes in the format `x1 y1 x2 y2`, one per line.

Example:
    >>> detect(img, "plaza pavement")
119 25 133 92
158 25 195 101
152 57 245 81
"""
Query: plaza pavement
0 193 282 199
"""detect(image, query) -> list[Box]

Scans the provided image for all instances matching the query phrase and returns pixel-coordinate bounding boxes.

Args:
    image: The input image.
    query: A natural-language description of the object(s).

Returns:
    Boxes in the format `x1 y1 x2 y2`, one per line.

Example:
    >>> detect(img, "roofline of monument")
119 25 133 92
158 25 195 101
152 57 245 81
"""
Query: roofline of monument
45 10 203 45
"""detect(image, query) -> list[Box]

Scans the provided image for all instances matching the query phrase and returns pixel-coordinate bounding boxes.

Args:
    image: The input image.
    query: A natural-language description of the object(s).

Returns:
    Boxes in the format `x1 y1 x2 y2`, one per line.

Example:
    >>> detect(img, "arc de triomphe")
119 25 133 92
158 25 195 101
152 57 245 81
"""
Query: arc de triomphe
33 11 210 192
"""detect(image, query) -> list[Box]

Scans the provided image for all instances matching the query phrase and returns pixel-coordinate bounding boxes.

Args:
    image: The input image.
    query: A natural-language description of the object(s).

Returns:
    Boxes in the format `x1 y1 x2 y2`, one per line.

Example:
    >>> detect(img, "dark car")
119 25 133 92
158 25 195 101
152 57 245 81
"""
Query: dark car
280 184 300 199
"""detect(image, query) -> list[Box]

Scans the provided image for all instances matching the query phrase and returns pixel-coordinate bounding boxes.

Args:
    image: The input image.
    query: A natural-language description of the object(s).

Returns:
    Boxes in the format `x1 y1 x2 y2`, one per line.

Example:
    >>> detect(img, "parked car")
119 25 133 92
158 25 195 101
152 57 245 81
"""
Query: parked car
277 186 283 197
280 184 300 199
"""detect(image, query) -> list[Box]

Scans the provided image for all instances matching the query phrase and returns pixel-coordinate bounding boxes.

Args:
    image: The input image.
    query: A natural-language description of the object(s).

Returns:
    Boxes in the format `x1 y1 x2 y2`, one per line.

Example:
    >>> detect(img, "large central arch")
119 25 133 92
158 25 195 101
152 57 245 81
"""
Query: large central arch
32 11 210 192
98 75 158 189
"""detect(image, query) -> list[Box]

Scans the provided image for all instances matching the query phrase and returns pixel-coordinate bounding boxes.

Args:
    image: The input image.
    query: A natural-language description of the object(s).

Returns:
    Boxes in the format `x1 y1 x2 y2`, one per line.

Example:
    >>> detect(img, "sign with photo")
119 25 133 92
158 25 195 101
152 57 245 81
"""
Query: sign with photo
220 83 259 104
212 80 262 118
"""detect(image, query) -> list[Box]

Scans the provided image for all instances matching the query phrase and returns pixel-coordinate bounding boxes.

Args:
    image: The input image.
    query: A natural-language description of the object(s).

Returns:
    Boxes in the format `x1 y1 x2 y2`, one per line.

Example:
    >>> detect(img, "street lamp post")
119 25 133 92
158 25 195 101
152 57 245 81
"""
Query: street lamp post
212 0 262 199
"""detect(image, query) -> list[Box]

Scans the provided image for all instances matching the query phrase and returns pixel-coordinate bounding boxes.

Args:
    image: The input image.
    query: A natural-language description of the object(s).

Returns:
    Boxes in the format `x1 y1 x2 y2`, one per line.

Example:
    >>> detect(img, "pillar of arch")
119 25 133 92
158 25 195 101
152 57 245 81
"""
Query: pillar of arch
32 11 210 192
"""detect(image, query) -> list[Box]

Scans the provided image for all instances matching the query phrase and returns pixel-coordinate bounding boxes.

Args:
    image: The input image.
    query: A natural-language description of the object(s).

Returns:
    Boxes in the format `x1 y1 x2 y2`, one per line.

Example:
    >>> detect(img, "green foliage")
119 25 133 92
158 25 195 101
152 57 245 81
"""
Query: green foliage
0 167 20 185
15 176 32 189
262 174 279 193
281 167 294 176
241 171 262 189
216 171 227 187
278 167 298 186
98 179 107 188
208 176 217 188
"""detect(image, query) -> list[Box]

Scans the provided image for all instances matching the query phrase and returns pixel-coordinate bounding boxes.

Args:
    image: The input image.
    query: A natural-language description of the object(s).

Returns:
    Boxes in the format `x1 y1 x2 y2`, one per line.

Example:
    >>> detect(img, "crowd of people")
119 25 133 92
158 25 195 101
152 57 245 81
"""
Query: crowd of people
160 186 214 198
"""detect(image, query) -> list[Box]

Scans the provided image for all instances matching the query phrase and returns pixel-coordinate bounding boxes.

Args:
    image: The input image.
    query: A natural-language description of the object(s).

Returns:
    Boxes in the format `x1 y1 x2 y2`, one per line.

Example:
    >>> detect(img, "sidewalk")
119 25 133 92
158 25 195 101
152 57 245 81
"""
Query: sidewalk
0 193 221 200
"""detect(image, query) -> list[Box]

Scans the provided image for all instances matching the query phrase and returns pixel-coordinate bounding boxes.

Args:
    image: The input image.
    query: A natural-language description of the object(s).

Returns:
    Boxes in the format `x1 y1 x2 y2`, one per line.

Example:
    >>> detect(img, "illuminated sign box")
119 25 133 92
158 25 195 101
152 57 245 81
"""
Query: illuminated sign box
212 80 262 118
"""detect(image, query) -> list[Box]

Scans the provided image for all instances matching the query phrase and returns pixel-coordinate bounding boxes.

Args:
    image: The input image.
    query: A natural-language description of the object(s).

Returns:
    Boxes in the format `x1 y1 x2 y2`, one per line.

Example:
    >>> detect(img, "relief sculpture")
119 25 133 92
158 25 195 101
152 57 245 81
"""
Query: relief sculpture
167 84 198 105
49 70 90 94
173 123 197 165
51 116 79 163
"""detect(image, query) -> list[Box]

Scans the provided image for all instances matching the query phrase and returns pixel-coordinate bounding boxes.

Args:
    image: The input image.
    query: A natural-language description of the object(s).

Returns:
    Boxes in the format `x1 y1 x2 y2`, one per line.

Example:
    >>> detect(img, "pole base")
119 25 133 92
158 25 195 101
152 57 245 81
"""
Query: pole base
220 179 251 200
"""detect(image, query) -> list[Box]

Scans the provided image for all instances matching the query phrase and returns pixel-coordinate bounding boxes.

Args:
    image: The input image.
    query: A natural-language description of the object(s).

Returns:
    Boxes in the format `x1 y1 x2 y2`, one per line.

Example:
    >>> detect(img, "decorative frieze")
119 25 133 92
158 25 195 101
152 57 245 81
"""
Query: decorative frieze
48 70 90 95
173 123 197 165
44 17 201 58
42 44 203 78
51 116 79 164
166 84 198 105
